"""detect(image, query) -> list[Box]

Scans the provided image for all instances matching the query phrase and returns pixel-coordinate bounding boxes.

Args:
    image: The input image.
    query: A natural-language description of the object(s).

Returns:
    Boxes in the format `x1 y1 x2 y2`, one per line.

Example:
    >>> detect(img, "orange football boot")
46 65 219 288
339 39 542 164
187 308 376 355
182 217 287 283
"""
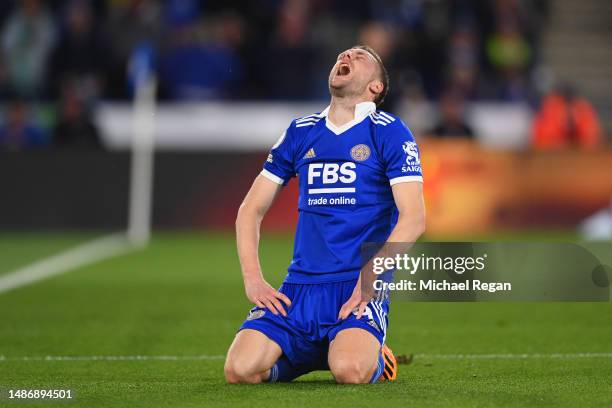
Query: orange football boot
379 344 397 381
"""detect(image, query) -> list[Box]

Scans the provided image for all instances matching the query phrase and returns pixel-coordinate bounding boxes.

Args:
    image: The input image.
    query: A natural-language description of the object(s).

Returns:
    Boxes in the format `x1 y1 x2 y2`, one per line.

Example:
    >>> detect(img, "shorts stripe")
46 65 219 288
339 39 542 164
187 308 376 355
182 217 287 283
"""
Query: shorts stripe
371 301 384 333
371 301 387 342
369 302 381 328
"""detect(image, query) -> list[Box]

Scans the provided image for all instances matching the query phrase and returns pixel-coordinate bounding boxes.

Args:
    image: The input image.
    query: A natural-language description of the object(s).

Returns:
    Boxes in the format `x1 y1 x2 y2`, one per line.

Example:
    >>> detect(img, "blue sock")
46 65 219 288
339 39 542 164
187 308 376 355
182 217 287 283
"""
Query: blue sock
268 355 314 383
369 352 385 383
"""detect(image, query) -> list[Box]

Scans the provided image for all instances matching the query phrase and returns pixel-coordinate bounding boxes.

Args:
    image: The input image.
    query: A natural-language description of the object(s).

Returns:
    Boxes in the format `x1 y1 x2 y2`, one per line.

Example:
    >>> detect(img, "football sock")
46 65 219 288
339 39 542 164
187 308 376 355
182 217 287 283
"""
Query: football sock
369 352 385 383
268 355 314 383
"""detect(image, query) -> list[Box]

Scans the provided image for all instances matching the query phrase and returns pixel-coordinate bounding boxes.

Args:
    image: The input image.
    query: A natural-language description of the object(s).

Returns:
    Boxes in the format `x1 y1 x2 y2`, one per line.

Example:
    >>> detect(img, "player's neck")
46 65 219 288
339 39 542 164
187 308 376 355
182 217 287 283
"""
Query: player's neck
328 96 365 127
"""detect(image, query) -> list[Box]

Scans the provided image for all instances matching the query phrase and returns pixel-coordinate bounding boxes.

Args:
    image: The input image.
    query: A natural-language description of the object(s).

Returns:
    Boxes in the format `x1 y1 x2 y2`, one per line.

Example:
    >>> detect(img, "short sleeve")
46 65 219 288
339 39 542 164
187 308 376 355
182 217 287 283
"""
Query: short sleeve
381 120 423 185
261 124 295 185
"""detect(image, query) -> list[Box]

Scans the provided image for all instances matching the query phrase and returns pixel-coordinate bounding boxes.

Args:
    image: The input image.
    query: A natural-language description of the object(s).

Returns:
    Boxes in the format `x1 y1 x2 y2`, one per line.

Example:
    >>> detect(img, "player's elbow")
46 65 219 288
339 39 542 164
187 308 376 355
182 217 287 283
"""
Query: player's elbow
413 214 426 238
397 212 426 240
235 203 247 228
235 202 263 229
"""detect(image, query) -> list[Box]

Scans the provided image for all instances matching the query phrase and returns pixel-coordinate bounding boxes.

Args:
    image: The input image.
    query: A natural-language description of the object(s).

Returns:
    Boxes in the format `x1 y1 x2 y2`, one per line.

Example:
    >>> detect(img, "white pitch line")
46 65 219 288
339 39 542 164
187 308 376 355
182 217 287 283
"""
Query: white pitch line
0 233 135 295
414 352 612 359
0 355 225 362
0 353 610 363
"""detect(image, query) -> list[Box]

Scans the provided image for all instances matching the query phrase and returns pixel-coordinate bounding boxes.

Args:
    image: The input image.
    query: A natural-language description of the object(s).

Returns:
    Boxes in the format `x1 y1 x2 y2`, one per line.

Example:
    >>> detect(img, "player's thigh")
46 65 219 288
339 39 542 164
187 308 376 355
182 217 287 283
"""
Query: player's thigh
225 329 282 377
328 328 381 382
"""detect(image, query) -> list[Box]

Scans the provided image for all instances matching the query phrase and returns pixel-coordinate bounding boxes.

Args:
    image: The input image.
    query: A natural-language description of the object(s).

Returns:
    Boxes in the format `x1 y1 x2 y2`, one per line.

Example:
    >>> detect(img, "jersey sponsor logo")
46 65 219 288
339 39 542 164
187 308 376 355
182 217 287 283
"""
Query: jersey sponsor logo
266 153 273 163
350 144 371 162
306 162 357 201
307 162 356 186
401 141 422 173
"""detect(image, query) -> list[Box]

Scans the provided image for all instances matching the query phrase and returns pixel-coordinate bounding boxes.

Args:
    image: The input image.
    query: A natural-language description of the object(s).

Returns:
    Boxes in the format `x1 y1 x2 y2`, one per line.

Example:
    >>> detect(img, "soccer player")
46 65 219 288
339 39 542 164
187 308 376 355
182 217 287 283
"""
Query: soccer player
225 45 425 384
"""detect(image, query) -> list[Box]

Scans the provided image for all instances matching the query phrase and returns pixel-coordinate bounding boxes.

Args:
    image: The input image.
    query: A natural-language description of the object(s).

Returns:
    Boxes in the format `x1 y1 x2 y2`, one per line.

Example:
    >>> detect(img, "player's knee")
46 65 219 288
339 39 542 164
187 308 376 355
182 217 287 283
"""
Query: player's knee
224 360 242 384
330 358 372 384
224 359 251 384
224 358 263 384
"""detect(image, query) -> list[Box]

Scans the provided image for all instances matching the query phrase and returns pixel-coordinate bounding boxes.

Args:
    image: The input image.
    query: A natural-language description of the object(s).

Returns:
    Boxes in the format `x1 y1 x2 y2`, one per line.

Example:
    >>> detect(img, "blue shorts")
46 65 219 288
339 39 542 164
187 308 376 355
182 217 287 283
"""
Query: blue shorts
239 279 389 369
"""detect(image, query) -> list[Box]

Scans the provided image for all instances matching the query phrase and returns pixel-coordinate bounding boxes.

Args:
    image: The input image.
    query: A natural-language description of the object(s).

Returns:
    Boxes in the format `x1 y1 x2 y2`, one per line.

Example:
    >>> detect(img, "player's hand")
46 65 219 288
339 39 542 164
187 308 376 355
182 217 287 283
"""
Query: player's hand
244 278 291 317
338 285 368 320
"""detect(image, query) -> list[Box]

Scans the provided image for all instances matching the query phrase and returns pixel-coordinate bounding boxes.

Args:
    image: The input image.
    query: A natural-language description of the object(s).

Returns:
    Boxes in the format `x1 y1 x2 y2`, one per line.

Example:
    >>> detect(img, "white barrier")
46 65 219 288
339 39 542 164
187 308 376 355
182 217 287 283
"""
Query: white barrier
95 101 533 151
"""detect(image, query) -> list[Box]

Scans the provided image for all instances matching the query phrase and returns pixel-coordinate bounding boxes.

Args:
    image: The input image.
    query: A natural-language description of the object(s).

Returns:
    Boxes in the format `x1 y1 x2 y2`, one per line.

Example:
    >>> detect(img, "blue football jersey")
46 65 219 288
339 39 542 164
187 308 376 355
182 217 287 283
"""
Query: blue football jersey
261 102 423 284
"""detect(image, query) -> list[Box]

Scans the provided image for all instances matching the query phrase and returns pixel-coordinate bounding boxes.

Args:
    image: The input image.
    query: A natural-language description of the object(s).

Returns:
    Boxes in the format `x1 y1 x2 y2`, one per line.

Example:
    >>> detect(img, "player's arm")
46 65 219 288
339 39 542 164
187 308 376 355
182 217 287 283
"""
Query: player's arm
381 121 426 247
365 182 426 290
236 174 292 316
386 181 426 242
338 182 425 319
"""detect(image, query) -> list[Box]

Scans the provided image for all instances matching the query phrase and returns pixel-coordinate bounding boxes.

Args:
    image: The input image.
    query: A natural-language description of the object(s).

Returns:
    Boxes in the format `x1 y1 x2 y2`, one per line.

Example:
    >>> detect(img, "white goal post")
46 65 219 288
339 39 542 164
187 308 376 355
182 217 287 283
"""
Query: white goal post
127 75 157 247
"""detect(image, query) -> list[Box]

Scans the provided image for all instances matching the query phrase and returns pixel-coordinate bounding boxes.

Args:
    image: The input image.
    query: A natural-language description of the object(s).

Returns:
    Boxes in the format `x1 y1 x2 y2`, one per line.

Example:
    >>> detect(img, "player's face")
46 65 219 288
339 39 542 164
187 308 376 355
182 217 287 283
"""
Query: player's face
328 48 379 99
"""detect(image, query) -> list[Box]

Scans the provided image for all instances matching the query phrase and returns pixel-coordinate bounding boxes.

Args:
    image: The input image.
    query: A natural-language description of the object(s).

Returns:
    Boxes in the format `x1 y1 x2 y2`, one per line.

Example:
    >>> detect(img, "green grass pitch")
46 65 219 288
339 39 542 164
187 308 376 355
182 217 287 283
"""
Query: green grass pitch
0 232 610 407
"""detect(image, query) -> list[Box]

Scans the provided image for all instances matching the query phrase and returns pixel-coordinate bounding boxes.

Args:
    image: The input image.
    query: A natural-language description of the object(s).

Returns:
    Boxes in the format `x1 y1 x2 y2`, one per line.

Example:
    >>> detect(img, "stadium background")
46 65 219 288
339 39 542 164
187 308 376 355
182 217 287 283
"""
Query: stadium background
0 0 611 407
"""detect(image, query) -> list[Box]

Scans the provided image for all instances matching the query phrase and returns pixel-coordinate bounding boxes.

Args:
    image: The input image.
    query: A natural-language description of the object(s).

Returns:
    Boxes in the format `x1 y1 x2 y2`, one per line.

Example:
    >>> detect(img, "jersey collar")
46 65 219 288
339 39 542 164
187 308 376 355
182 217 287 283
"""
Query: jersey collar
320 101 376 135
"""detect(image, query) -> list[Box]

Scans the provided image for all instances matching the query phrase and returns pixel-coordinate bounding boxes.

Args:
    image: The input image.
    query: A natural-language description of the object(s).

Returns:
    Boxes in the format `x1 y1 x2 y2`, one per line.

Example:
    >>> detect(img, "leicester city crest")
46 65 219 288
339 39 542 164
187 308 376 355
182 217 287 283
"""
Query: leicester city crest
246 309 266 321
350 144 371 161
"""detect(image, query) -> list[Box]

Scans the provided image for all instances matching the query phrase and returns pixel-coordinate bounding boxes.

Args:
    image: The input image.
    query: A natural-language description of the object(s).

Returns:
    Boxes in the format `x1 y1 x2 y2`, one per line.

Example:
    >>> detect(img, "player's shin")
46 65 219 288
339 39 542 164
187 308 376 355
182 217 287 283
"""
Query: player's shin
369 352 385 383
268 355 314 383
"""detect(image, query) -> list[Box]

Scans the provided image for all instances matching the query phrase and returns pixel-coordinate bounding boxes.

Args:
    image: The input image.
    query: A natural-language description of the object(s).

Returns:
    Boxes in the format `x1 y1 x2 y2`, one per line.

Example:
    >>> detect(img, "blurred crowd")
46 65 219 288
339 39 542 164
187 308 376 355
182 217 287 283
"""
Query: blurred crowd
0 0 603 150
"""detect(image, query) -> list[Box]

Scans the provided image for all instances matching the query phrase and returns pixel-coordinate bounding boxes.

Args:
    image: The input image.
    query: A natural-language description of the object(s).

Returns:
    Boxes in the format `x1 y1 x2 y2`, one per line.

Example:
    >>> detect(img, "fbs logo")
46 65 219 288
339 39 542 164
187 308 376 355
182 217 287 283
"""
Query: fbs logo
307 162 356 185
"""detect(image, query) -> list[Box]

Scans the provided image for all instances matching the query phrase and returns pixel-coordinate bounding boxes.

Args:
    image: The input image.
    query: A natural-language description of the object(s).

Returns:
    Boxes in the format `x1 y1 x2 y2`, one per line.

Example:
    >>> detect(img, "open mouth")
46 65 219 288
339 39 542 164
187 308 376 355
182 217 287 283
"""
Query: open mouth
337 64 351 77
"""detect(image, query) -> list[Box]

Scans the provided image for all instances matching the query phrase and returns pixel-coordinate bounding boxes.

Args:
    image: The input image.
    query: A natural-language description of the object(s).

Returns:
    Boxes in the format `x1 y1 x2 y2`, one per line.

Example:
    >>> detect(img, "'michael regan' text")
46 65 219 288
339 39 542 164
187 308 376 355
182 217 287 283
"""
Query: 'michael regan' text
375 279 512 293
